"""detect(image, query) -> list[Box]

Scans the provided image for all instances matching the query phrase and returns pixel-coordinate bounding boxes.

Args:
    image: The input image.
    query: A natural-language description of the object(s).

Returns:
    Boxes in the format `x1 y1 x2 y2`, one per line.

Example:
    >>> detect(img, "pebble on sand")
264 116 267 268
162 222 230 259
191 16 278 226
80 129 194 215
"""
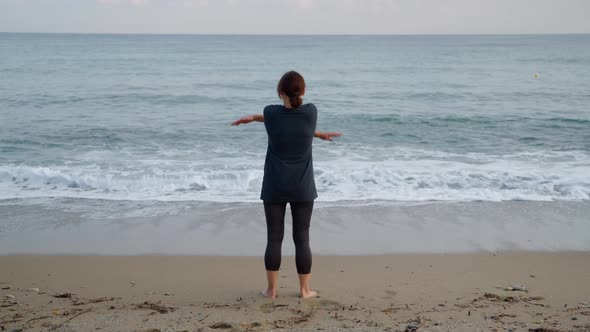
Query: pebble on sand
497 283 528 292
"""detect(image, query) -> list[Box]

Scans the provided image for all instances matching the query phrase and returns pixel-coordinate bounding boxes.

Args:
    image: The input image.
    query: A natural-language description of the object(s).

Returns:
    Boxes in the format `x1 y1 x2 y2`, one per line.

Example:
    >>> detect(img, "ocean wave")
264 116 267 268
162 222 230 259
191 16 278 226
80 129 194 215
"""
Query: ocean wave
517 56 590 65
351 113 590 129
1 150 588 202
546 117 590 124
1 92 256 108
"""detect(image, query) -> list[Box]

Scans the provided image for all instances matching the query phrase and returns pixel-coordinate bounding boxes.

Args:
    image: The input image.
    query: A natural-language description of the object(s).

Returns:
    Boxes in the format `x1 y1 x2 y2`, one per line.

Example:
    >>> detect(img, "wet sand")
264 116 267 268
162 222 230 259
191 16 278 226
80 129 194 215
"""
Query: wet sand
2 201 590 256
1 252 590 331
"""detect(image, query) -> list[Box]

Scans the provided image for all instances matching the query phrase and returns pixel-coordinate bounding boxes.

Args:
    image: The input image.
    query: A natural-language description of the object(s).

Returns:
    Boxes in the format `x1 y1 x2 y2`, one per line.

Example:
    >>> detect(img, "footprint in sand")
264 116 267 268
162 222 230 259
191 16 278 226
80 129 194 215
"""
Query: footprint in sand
381 290 397 300
385 289 397 298
209 322 233 329
317 299 343 311
259 302 274 313
240 321 263 330
259 302 290 313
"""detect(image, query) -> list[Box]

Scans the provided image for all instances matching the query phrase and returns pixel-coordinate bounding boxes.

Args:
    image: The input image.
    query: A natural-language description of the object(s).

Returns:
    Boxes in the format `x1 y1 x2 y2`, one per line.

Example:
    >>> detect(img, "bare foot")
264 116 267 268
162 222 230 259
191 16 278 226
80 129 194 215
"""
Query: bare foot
300 289 318 299
260 289 277 299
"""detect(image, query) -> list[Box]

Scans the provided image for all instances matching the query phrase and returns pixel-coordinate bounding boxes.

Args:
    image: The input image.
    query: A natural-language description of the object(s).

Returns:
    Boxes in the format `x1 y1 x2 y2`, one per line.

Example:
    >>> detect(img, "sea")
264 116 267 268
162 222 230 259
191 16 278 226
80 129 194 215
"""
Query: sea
1 33 589 254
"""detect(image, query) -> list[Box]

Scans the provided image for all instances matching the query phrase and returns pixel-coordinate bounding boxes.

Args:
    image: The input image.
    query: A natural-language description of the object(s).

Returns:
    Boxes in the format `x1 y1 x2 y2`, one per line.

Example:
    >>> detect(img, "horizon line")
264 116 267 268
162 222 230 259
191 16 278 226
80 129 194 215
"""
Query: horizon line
1 31 590 37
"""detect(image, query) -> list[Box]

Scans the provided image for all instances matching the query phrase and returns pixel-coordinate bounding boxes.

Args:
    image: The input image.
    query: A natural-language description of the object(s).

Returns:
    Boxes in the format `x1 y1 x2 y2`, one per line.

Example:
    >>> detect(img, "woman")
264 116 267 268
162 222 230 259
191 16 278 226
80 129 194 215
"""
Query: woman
231 71 341 299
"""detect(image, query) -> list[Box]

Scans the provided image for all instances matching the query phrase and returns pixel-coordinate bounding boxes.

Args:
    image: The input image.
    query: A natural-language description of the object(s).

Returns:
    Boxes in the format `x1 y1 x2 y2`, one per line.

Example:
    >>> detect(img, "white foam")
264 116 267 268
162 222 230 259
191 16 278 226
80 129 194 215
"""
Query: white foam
0 148 588 203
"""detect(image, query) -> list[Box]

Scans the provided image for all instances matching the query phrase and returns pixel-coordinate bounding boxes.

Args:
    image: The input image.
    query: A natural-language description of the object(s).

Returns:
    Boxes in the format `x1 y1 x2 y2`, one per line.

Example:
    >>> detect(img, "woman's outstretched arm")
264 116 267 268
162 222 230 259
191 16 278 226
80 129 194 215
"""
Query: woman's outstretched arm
315 131 342 142
231 114 264 126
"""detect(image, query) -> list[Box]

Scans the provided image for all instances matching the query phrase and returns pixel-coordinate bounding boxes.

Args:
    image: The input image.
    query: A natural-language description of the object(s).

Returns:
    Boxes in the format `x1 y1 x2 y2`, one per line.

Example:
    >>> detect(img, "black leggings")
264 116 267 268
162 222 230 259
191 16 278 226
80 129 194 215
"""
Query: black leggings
263 201 314 275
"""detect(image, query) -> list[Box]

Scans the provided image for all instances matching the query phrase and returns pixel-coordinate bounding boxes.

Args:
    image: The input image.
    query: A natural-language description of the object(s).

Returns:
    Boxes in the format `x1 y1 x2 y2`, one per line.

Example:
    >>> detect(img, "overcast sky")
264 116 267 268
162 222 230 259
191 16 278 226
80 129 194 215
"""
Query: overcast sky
1 0 589 35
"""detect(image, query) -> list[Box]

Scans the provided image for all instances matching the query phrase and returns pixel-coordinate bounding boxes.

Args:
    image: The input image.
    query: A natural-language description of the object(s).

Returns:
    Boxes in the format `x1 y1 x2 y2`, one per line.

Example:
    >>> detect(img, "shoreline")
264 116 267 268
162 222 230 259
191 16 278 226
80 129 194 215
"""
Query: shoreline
2 248 590 256
2 252 590 331
2 200 590 255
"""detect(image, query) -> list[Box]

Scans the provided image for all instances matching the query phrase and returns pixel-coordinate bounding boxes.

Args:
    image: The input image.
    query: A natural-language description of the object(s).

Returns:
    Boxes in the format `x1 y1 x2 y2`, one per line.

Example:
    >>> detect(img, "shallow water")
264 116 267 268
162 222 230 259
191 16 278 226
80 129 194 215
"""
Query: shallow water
1 200 589 255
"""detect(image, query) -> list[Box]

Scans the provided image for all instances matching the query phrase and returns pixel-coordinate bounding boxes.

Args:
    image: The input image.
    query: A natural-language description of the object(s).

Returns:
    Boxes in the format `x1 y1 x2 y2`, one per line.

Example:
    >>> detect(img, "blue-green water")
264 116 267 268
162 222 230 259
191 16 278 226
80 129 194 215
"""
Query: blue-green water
1 33 589 214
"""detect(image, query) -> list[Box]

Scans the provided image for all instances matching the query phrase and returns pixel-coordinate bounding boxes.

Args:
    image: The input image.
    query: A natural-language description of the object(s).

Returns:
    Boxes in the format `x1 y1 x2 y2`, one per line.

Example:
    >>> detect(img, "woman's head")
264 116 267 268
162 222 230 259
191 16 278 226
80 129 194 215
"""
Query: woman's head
277 71 305 108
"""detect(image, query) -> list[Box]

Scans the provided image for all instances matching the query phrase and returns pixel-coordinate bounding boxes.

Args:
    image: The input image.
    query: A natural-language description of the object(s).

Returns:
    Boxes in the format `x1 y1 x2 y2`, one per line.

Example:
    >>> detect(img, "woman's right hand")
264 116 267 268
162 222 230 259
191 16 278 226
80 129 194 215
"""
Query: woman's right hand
315 131 342 141
231 114 263 126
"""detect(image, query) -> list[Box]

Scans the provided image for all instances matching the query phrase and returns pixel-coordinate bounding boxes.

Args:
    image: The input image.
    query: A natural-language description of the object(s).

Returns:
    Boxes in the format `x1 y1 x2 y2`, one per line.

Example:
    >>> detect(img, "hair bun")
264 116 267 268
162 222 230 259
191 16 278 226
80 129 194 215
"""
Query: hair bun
277 71 305 108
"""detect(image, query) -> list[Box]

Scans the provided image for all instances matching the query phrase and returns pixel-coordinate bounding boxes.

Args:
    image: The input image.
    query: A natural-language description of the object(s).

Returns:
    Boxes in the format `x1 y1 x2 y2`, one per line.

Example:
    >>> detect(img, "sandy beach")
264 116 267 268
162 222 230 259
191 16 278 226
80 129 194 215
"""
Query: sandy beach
1 252 589 331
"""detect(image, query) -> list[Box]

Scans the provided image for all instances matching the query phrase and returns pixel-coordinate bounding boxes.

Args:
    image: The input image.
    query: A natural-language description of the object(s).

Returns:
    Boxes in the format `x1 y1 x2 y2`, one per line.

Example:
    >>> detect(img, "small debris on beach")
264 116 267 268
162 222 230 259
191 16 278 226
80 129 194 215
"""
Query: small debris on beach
27 288 40 292
510 284 528 292
134 301 176 314
3 294 15 299
89 296 119 303
496 284 528 292
51 292 73 298
489 313 517 322
240 322 262 329
405 322 419 332
209 322 233 329
483 293 518 302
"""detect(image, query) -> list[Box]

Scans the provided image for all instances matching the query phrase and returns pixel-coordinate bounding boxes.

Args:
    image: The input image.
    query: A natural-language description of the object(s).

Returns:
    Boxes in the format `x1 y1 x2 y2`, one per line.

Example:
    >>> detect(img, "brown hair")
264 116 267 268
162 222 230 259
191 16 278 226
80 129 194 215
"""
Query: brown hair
277 71 305 108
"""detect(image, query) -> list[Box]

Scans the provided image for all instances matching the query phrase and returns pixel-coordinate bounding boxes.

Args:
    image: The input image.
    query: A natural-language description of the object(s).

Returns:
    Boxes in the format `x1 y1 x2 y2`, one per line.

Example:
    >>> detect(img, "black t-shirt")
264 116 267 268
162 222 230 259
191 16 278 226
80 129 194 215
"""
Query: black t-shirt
260 103 318 203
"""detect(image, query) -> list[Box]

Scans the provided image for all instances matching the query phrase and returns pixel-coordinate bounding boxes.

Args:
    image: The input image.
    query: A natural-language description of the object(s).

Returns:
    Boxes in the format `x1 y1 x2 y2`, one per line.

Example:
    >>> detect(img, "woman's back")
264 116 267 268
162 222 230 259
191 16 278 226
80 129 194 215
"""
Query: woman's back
261 103 318 202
